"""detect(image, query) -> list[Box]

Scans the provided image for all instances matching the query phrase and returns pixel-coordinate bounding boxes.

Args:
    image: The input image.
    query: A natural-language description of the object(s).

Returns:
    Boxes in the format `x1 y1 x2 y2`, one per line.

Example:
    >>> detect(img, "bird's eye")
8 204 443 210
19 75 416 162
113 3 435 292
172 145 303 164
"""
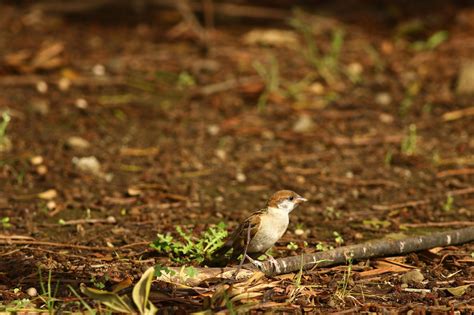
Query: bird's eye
288 196 294 201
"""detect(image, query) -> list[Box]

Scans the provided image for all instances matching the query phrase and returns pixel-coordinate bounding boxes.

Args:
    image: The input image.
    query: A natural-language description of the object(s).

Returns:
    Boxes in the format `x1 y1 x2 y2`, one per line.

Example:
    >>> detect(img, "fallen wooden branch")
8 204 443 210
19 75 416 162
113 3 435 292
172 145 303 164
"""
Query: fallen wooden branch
251 227 474 276
155 227 474 286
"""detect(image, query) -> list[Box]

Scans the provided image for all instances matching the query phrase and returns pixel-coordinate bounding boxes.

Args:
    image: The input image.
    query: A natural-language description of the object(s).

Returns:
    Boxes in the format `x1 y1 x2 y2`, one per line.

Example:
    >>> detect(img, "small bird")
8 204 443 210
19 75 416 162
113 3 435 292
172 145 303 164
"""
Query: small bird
205 190 307 267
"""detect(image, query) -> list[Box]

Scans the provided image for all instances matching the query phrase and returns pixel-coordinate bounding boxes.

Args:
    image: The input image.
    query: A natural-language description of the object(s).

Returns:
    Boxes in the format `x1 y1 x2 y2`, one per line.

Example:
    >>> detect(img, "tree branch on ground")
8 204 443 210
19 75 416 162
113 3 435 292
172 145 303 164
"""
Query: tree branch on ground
156 227 474 285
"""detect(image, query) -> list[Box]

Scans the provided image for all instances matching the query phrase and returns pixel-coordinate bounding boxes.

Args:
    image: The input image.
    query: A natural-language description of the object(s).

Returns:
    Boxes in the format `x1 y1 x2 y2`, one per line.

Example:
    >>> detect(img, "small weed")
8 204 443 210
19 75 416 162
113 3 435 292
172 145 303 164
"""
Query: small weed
68 285 96 314
80 266 157 314
0 298 38 313
324 206 341 219
38 268 60 313
333 231 344 245
401 124 417 156
363 218 391 229
177 71 196 89
364 44 385 72
442 195 454 212
411 30 449 51
400 81 420 117
334 256 354 303
150 222 227 263
0 111 11 142
316 242 334 252
253 56 280 111
90 275 106 290
384 149 393 166
287 242 299 251
289 12 344 84
154 264 176 277
1 217 11 228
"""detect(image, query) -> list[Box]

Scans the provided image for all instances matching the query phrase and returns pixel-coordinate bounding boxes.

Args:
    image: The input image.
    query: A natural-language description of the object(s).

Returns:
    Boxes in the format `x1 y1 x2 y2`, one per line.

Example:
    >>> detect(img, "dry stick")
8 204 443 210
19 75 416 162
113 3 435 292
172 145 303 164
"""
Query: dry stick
246 227 474 276
372 186 474 211
437 168 474 178
0 240 149 251
402 221 474 228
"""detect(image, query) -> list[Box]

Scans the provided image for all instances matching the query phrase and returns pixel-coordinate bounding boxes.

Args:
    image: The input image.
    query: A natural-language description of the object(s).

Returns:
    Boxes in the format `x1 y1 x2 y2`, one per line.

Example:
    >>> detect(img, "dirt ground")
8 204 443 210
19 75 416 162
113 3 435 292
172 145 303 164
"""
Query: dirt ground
0 0 473 313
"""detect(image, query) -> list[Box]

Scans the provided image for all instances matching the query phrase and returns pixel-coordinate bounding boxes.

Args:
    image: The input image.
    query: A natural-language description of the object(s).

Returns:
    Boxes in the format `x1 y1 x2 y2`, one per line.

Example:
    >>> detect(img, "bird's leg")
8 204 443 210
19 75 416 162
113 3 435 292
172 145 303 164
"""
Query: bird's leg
233 224 252 279
245 254 264 270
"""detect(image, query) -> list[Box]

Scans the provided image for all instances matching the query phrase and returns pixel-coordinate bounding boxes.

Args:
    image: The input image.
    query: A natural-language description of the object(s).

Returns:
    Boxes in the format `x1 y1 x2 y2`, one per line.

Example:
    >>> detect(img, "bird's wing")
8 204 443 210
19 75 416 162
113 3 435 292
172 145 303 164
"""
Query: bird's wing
208 208 266 260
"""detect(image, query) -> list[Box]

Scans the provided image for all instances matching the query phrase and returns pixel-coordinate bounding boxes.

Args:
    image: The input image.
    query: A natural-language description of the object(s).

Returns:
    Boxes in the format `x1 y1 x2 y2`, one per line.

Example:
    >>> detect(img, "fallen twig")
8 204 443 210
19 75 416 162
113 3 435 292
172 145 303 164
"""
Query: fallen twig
252 227 474 276
442 107 474 121
0 239 149 251
402 221 474 228
437 168 474 178
372 187 474 210
372 200 430 211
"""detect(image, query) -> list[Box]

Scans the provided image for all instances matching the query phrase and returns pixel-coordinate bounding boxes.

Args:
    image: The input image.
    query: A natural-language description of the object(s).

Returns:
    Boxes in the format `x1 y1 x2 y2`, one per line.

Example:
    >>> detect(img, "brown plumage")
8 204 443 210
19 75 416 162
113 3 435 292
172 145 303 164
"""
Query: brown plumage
204 190 306 266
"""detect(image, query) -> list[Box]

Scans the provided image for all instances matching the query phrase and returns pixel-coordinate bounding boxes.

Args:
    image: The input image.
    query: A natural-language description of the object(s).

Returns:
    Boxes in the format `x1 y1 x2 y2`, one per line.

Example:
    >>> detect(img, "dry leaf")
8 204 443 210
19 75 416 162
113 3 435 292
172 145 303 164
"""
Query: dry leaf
37 189 57 200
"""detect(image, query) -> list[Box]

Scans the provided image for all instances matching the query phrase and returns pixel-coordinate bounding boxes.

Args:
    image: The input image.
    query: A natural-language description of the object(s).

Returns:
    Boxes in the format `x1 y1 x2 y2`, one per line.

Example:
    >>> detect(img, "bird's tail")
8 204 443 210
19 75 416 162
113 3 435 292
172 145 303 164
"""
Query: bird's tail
202 244 232 267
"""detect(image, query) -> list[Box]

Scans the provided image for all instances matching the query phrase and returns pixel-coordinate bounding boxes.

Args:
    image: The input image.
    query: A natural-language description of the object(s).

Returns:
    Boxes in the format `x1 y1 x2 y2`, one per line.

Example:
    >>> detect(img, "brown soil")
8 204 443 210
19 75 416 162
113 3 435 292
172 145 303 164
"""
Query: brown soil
0 1 473 313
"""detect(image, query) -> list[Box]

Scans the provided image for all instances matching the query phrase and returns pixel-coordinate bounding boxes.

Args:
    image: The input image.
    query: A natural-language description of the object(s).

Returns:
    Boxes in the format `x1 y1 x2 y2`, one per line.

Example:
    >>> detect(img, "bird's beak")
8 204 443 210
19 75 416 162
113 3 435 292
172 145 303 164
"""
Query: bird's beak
296 196 307 203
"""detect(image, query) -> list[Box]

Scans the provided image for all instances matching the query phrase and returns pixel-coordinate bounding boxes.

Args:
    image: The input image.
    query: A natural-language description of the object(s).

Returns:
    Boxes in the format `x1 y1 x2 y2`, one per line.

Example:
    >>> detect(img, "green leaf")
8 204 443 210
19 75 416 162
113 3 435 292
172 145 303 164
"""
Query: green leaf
132 266 158 315
184 266 198 278
446 284 471 297
80 284 134 313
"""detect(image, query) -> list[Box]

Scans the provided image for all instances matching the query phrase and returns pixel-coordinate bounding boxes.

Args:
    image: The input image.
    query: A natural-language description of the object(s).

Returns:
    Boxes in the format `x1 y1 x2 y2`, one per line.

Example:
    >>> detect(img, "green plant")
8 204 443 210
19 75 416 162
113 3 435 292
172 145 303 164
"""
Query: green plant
315 242 334 252
150 222 227 263
90 275 106 289
384 149 393 166
287 242 298 251
442 195 454 212
38 268 60 313
411 30 448 51
68 285 96 314
0 298 38 313
289 12 345 84
400 81 420 117
401 124 417 156
81 266 157 314
0 111 11 142
253 56 280 111
334 256 354 302
333 231 344 245
177 71 196 89
1 217 11 228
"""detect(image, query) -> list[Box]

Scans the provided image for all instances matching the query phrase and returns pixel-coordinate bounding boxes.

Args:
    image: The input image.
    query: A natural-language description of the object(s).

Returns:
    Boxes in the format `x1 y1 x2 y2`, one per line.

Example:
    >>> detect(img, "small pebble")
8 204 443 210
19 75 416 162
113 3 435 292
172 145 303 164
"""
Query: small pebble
36 81 48 94
401 269 424 284
30 155 44 165
347 62 363 76
379 113 394 124
36 165 48 175
75 98 88 109
215 149 226 160
294 228 305 236
46 201 56 210
72 156 101 175
293 114 314 133
236 172 246 182
92 64 106 76
26 287 38 297
106 216 116 224
207 124 220 136
66 136 91 150
375 92 392 106
58 77 71 91
308 82 325 95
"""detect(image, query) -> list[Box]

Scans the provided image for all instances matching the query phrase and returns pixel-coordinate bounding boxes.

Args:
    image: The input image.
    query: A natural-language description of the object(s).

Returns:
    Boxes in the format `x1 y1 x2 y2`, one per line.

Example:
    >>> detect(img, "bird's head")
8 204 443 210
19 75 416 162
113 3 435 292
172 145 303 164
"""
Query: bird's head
267 190 307 213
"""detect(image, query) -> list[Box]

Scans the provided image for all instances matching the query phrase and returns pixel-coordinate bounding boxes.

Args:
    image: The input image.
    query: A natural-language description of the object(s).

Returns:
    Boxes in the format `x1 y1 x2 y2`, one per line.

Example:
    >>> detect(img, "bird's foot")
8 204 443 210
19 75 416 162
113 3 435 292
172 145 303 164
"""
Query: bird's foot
245 254 265 270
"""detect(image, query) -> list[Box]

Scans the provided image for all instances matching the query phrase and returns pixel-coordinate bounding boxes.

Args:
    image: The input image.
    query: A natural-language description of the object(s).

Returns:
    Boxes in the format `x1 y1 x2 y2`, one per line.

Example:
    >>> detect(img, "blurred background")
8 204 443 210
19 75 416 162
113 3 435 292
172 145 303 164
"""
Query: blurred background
0 0 473 311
